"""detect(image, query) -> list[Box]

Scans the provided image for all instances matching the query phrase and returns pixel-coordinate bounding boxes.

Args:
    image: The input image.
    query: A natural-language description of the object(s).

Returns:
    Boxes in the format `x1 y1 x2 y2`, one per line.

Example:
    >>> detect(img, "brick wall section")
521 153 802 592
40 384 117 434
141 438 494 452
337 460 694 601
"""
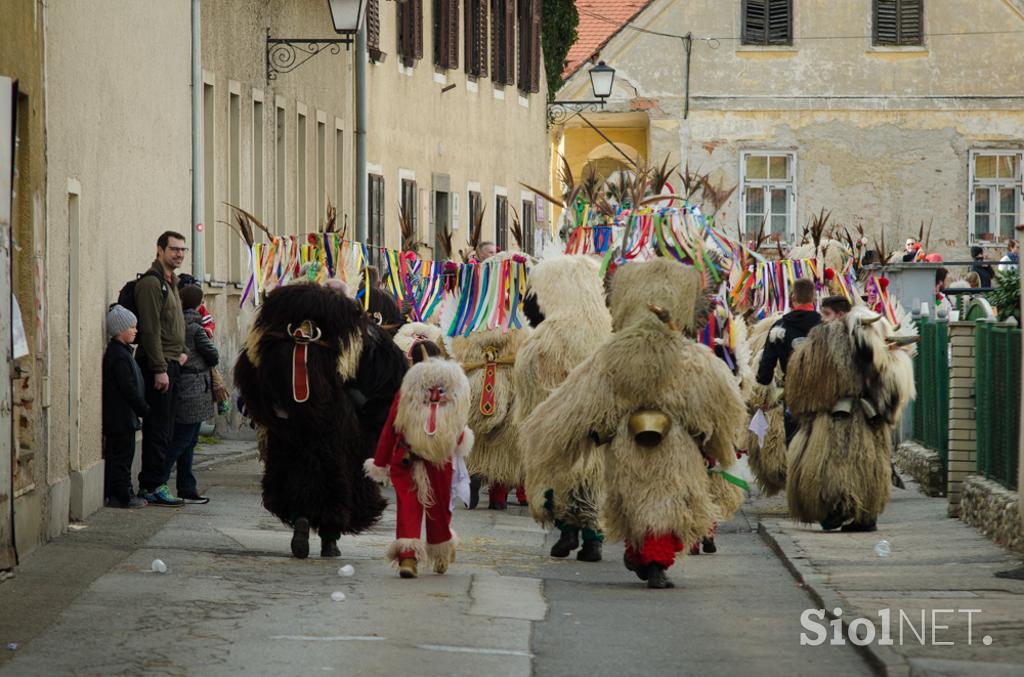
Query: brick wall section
946 322 977 516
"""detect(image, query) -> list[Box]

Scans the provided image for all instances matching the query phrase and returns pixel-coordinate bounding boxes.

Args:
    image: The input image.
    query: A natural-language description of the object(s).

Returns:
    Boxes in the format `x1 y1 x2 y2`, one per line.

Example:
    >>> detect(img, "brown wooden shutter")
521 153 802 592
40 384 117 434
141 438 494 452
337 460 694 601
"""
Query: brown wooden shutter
447 0 460 70
367 0 382 61
874 0 923 46
414 0 424 61
475 1 488 77
742 0 791 46
529 0 540 93
504 0 516 84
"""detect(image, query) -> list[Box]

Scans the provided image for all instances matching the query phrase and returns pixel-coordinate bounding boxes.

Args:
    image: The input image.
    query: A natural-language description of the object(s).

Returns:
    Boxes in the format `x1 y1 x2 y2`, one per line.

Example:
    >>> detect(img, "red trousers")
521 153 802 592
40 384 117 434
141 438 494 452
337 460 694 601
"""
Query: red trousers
624 532 685 568
392 460 453 559
489 483 527 504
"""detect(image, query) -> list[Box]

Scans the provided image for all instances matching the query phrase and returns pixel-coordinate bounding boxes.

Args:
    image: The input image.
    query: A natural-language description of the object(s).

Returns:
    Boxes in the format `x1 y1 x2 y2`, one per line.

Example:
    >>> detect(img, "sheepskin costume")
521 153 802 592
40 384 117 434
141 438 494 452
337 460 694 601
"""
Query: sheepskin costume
513 255 612 560
523 259 746 588
367 358 473 575
785 306 915 530
789 238 851 280
394 322 447 362
234 283 403 559
742 313 789 495
450 323 531 489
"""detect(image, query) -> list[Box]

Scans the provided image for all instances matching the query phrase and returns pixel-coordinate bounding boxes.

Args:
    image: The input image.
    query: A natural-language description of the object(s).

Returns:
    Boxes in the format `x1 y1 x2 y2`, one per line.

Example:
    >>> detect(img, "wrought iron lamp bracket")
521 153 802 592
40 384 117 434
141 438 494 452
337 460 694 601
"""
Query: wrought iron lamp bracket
266 28 354 81
546 100 606 127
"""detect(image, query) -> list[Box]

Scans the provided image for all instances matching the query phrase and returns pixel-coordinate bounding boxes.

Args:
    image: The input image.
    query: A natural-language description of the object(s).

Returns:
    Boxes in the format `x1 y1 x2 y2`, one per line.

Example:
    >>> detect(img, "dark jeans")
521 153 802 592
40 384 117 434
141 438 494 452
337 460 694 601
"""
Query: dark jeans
103 431 138 503
165 421 201 496
138 360 180 492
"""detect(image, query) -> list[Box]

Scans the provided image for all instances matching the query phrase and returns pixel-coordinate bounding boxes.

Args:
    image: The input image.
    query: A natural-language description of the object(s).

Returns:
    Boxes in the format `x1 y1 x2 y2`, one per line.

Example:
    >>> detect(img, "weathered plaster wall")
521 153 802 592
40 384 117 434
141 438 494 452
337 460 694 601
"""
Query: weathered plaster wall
44 1 192 495
366 0 550 255
557 0 1024 256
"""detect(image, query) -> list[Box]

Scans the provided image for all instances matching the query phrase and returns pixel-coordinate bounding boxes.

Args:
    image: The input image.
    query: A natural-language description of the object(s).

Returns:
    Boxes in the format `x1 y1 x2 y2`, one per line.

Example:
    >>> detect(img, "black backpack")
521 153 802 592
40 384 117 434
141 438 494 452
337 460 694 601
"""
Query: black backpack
115 270 168 342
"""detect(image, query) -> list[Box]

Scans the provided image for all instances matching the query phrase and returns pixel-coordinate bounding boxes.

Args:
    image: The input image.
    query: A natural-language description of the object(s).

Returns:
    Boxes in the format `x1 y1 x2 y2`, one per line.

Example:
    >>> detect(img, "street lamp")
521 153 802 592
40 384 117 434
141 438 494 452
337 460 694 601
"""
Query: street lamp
266 0 369 81
588 61 616 102
327 0 368 33
547 61 618 126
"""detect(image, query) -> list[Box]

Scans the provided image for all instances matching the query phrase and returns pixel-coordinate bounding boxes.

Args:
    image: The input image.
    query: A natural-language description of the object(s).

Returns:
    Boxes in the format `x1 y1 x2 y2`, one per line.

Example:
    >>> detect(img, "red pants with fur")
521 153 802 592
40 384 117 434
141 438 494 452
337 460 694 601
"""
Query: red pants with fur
392 460 453 559
625 532 685 568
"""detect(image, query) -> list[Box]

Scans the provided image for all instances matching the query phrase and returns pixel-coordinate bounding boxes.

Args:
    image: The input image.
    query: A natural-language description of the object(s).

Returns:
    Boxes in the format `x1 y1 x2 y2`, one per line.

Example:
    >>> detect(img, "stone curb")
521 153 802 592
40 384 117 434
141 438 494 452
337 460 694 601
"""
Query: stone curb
757 521 911 677
194 449 259 471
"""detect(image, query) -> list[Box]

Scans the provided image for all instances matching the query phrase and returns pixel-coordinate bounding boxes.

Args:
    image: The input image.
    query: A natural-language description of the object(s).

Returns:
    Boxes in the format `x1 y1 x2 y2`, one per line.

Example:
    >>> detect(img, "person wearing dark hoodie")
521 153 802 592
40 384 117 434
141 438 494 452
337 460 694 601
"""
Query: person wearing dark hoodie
164 284 219 504
103 305 150 508
970 246 996 288
755 278 821 443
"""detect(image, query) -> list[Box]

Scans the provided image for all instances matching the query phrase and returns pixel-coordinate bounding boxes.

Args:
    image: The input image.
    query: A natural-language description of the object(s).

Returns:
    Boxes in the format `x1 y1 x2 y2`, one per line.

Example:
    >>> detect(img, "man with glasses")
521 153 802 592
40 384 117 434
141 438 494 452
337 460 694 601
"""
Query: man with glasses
135 231 189 506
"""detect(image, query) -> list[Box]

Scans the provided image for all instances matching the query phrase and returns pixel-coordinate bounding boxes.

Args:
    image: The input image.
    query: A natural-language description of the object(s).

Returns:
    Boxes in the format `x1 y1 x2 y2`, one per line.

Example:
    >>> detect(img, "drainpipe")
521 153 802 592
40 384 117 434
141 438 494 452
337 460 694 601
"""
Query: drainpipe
355 23 368 243
191 0 204 278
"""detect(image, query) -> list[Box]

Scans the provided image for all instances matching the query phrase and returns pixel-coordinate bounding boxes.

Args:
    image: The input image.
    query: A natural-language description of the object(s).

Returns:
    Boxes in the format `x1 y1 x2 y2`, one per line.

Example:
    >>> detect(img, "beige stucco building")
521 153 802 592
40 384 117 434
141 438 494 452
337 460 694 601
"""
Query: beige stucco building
1 0 550 563
553 0 1024 259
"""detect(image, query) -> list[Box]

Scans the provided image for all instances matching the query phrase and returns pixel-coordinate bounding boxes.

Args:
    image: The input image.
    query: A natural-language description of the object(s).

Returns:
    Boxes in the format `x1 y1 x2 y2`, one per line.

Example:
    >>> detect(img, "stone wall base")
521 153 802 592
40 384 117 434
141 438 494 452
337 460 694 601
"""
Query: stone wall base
960 475 1023 553
894 441 947 497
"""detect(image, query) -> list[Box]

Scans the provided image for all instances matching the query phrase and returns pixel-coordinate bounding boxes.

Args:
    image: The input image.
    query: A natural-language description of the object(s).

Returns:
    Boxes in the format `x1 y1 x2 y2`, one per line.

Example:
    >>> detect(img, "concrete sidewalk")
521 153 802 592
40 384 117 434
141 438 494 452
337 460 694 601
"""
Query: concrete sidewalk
756 478 1024 677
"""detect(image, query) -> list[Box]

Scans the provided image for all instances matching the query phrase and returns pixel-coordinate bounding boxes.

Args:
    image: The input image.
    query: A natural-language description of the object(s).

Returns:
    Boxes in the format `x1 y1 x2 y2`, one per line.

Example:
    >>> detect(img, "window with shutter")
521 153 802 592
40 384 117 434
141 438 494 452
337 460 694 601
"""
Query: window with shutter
491 0 515 85
742 0 792 46
517 0 540 94
367 0 383 62
398 0 425 67
368 174 386 268
495 195 509 251
873 0 923 46
464 0 488 78
434 0 460 70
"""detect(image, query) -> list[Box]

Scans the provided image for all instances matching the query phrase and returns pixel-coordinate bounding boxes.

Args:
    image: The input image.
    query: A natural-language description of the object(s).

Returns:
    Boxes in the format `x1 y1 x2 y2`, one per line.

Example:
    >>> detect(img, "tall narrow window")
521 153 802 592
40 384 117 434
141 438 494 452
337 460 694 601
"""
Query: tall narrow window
970 151 1023 244
252 99 264 220
741 152 796 241
368 174 386 267
367 0 384 62
203 82 216 278
401 178 418 248
468 190 483 237
465 0 488 78
742 0 793 46
335 127 345 221
229 91 241 283
521 199 535 255
275 103 286 234
873 0 923 46
397 0 424 67
517 0 541 94
317 119 326 227
495 193 508 251
491 0 515 85
434 0 460 70
297 111 307 233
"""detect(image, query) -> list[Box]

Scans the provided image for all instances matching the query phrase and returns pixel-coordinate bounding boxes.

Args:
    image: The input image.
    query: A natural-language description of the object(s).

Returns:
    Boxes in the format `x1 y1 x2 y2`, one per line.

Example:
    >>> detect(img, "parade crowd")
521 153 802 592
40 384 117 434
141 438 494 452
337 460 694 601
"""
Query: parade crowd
103 229 918 589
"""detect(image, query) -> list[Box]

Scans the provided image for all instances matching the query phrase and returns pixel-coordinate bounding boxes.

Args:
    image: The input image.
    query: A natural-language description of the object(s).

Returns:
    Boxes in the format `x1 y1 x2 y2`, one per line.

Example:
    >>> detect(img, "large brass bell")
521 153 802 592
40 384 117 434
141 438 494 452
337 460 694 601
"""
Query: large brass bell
628 409 671 448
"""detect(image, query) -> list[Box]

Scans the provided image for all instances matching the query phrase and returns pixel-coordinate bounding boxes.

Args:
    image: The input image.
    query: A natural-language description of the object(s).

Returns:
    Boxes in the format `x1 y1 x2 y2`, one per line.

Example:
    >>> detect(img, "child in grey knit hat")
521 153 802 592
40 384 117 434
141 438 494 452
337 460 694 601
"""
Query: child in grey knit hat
103 305 149 508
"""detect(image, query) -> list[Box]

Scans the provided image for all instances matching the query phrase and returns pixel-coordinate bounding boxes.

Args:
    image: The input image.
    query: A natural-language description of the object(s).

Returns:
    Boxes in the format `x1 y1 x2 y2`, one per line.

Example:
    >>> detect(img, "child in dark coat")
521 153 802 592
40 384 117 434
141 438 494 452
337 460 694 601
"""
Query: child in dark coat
103 305 150 508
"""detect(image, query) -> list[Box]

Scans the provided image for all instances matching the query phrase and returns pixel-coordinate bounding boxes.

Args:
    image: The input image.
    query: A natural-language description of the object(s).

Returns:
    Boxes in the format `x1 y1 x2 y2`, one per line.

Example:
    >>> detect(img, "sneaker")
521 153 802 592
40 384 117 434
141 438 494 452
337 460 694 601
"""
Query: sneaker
141 485 184 507
106 496 148 509
178 492 210 505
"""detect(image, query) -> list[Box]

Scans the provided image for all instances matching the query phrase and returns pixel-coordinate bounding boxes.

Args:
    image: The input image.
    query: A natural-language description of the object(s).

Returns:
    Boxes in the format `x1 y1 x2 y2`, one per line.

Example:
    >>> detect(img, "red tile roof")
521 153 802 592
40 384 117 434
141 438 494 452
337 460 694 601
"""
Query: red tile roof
563 1 652 80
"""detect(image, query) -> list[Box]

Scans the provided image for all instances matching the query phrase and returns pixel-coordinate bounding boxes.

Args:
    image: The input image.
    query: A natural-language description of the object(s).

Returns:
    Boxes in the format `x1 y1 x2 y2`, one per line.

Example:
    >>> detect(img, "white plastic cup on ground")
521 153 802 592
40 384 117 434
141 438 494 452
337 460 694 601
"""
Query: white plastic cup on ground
874 540 892 558
331 591 346 602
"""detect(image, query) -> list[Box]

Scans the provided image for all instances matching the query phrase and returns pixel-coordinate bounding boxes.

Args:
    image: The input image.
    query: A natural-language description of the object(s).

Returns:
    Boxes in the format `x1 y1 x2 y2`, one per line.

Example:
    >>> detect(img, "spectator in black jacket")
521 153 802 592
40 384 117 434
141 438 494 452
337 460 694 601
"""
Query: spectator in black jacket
756 278 821 443
103 305 150 508
970 246 995 288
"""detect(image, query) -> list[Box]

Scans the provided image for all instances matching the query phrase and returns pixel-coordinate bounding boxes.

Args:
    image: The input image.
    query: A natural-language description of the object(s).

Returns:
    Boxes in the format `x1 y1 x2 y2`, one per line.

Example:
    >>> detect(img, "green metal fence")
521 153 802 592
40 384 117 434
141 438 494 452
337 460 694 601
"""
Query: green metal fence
912 318 949 465
975 322 1021 490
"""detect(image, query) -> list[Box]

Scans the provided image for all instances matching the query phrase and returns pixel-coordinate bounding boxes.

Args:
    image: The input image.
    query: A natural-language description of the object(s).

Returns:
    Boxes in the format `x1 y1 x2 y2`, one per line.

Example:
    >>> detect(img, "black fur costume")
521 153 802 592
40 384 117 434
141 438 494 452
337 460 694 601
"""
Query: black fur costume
234 284 405 548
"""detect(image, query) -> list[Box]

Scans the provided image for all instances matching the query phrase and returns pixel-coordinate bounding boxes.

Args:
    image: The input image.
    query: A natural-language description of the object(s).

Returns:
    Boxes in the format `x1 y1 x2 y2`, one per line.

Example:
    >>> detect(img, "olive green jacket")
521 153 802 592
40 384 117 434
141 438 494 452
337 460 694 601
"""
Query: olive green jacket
134 260 185 373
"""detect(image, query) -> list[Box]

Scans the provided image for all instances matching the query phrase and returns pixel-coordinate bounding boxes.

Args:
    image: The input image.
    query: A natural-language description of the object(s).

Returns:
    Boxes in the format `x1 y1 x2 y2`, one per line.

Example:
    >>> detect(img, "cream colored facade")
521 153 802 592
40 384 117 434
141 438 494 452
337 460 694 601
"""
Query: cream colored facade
365 1 550 258
554 0 1024 258
1 0 551 561
0 0 193 559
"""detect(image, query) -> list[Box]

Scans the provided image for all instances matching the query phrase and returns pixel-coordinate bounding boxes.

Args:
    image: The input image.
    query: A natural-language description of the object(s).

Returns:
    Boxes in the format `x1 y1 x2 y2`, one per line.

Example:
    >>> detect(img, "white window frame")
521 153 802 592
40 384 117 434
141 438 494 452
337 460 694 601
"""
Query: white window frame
740 150 797 243
968 149 1024 246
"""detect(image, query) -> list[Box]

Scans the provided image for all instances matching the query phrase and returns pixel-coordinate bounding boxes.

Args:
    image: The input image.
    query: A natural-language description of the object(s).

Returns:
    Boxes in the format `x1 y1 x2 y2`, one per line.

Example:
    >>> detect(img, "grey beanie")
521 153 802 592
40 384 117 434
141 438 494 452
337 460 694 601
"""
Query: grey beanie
107 304 137 338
